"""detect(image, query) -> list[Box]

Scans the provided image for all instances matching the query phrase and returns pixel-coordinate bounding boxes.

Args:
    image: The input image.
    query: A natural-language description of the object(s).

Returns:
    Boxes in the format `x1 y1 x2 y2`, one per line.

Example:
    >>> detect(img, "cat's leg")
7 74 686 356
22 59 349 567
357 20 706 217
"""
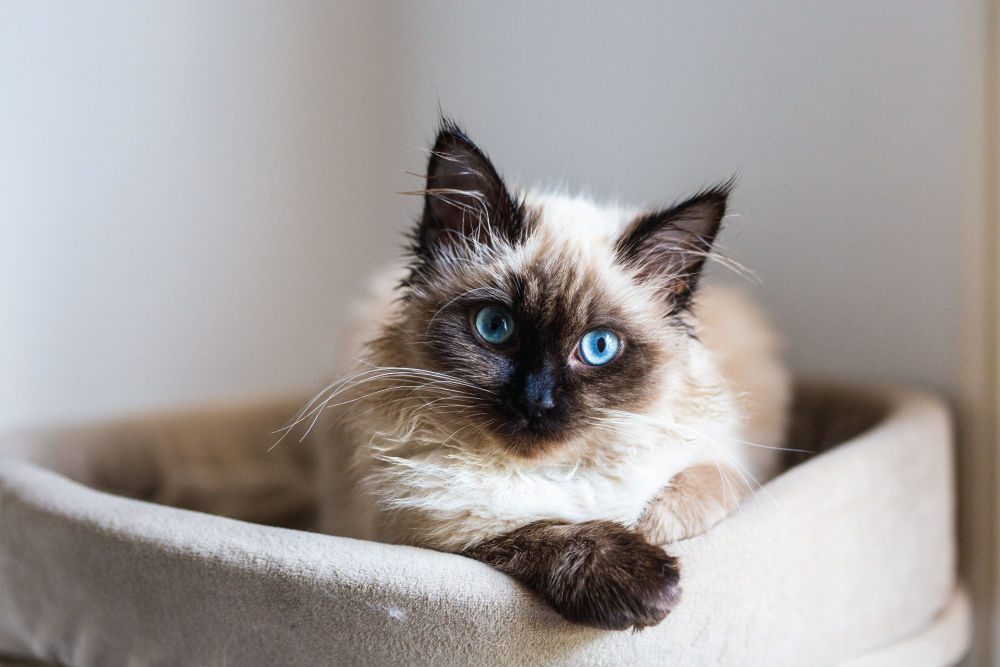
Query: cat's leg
462 520 681 630
635 463 744 545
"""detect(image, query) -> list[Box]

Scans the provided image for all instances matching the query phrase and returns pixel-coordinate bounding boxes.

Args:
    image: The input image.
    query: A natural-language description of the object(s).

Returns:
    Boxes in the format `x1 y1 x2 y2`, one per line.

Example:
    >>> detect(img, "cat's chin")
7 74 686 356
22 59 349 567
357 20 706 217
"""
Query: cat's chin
502 425 577 459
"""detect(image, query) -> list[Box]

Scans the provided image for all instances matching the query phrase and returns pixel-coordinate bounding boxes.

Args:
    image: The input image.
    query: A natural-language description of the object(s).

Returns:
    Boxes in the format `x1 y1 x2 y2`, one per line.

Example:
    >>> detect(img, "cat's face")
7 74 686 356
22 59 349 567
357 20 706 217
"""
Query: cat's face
375 122 728 459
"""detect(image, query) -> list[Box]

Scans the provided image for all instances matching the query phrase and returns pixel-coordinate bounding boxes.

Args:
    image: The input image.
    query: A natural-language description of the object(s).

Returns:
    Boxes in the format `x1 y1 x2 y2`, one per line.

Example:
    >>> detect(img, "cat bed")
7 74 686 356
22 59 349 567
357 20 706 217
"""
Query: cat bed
0 382 969 666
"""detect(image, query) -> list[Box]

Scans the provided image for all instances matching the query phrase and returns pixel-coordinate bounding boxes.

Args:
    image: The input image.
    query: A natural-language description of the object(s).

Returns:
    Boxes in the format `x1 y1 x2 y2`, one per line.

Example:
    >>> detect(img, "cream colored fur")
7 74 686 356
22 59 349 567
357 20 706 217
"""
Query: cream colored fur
313 191 789 552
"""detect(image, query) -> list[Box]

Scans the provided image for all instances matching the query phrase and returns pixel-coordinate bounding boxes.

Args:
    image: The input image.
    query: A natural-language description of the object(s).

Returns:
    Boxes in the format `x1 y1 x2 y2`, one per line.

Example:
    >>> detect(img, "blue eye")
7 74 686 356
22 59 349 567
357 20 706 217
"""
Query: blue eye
474 305 515 345
578 330 621 366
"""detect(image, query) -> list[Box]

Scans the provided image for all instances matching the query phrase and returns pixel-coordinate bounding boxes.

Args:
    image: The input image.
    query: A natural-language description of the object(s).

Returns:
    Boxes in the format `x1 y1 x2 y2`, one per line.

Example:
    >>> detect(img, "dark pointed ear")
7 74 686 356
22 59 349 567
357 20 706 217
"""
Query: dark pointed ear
418 121 525 257
614 181 732 305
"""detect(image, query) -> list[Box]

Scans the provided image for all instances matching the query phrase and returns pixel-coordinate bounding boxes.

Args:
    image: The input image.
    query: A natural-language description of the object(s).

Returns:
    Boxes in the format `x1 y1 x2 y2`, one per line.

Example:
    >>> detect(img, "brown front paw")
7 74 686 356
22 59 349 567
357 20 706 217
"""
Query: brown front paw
465 520 681 630
547 521 682 630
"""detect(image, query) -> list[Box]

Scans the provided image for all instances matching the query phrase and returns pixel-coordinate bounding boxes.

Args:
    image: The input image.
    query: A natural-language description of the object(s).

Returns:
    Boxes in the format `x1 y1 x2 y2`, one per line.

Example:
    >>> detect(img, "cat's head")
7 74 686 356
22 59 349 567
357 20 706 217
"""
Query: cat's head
370 121 729 459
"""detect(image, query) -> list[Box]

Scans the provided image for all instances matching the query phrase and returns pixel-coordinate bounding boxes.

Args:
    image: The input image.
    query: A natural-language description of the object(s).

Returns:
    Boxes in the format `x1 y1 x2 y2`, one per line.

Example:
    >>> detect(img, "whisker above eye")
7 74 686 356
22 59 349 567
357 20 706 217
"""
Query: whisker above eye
422 285 502 338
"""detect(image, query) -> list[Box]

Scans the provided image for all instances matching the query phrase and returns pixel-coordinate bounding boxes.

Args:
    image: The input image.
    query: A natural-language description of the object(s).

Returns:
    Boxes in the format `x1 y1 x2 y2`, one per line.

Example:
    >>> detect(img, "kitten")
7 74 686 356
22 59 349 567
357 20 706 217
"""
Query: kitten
302 121 789 630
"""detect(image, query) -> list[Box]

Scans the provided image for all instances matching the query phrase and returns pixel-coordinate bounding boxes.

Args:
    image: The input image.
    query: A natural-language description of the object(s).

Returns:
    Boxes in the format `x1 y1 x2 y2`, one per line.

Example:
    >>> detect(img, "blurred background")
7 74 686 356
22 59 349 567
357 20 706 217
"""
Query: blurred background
1 0 996 662
0 0 972 427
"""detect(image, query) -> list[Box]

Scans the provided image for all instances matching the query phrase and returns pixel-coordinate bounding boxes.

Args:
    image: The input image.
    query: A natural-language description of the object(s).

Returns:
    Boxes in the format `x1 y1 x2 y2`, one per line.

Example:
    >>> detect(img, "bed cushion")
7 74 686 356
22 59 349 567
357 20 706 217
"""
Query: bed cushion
0 382 968 665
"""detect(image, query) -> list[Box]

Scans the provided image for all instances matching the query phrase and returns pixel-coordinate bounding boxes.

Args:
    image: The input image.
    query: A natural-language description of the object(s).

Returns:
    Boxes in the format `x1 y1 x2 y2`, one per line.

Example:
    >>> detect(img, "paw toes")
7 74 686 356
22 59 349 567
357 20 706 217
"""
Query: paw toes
550 522 682 630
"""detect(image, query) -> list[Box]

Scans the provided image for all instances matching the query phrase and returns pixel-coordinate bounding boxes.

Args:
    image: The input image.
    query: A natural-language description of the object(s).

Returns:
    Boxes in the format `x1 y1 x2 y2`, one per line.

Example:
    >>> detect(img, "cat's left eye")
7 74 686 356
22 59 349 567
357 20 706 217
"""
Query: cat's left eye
474 305 516 345
577 330 621 366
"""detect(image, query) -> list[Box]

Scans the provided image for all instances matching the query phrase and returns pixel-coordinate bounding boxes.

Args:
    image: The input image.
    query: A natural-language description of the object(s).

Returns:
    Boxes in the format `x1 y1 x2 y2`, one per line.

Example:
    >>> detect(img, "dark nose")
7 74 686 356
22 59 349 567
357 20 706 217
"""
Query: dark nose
517 364 557 418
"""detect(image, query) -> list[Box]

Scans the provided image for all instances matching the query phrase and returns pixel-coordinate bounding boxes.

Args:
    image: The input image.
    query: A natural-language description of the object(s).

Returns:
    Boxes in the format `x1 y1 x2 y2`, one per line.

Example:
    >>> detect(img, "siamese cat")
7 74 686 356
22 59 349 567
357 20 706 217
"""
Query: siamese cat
301 121 789 630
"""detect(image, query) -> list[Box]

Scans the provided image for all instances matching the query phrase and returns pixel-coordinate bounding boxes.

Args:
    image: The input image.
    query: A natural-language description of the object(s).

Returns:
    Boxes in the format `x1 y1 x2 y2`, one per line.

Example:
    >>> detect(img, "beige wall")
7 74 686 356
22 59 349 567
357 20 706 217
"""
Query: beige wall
1 1 968 430
1 2 409 427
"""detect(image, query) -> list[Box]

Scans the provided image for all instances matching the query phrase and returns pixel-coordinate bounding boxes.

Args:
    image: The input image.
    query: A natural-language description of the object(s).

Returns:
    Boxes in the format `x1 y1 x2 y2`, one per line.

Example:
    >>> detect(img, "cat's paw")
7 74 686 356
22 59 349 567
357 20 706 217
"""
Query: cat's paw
636 463 744 544
546 521 682 630
465 520 681 631
636 494 731 544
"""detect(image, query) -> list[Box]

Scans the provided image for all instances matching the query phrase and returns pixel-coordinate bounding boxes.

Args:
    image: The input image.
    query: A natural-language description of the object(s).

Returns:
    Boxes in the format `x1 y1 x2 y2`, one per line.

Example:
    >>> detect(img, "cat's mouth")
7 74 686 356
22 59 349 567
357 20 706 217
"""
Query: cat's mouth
493 399 576 456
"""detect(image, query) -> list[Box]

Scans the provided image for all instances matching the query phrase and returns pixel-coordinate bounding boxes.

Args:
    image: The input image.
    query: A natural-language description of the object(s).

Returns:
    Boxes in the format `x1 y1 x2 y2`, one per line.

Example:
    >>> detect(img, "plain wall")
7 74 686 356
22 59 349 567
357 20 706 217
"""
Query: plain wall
1 1 965 429
1 2 410 428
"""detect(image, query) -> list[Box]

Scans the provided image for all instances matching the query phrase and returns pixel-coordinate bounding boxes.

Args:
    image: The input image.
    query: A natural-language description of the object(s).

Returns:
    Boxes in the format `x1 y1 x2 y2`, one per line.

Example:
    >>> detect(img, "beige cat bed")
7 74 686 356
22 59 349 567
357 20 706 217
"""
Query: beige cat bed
0 382 969 665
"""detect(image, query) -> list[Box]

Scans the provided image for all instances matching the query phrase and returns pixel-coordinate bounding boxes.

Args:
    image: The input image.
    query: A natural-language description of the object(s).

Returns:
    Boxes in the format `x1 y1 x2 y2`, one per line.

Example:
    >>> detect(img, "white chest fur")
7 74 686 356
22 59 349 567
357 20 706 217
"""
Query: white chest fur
357 410 745 551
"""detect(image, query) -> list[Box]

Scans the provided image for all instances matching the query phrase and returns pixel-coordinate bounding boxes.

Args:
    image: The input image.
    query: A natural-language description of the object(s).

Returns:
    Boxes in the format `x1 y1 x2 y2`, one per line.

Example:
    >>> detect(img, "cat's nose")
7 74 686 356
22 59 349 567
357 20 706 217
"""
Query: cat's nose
517 366 557 418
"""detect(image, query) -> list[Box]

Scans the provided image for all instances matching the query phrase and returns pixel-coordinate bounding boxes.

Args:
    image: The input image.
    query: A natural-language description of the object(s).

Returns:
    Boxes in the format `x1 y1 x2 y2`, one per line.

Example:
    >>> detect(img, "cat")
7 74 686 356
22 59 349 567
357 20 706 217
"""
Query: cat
299 120 789 631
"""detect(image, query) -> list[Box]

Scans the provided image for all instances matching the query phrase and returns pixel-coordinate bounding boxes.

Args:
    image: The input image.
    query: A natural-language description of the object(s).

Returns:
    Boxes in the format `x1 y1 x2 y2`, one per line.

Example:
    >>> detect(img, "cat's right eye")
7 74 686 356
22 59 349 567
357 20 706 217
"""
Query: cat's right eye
577 329 621 366
473 305 515 345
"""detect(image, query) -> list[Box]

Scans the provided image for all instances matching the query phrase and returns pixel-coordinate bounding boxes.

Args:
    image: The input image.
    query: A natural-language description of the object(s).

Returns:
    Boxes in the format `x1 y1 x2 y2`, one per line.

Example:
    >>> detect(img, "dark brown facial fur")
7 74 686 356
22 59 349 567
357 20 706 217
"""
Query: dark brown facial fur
398 122 729 460
409 255 663 458
394 122 730 457
403 122 725 457
463 520 681 630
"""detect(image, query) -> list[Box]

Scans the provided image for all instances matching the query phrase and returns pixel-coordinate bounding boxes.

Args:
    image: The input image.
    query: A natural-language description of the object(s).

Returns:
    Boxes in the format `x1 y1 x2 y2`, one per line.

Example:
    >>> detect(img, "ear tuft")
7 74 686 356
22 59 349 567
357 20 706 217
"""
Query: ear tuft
614 179 733 306
418 119 524 257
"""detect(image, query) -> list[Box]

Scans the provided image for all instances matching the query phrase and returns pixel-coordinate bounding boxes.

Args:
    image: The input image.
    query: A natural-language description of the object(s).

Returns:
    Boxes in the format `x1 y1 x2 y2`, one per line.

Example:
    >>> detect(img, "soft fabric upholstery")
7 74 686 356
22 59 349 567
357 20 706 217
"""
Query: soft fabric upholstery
0 383 969 666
